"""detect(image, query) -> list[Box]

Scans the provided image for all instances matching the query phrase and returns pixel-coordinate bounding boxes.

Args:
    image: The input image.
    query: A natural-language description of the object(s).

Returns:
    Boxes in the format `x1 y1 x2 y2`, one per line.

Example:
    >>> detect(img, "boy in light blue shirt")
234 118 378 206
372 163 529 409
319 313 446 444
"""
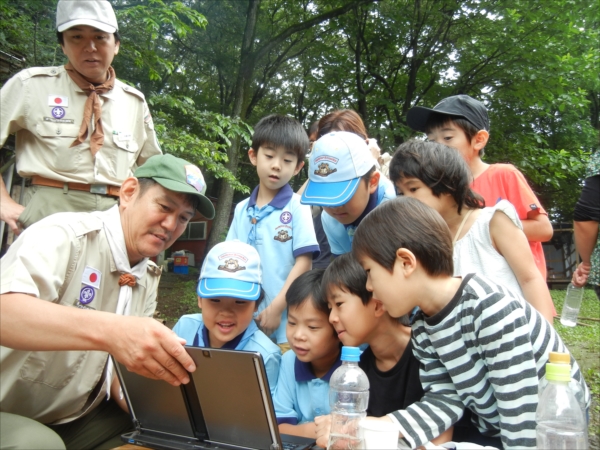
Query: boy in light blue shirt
273 269 341 439
300 131 396 255
227 115 319 348
173 240 281 394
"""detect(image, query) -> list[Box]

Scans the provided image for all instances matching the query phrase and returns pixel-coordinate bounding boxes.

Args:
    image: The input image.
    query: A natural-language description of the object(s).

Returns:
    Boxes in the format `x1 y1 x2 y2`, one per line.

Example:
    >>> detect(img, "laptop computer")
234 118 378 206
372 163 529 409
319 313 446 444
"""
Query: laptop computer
116 347 316 450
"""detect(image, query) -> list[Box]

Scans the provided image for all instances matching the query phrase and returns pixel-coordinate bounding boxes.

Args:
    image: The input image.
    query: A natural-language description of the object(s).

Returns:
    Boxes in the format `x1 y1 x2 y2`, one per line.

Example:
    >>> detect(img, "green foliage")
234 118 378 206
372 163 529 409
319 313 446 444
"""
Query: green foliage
148 94 252 195
112 0 208 90
0 0 60 74
2 0 598 224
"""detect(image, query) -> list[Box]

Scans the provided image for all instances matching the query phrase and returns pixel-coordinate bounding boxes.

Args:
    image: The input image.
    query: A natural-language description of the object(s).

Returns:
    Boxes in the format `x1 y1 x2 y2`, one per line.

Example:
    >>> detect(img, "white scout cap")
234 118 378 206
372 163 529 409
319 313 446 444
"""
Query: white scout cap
301 131 375 207
57 0 119 34
197 240 262 301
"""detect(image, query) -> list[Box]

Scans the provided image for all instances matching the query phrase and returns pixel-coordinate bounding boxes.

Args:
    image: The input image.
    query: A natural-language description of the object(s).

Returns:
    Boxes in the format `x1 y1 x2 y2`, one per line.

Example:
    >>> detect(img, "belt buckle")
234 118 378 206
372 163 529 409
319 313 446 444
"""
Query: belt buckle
90 184 108 195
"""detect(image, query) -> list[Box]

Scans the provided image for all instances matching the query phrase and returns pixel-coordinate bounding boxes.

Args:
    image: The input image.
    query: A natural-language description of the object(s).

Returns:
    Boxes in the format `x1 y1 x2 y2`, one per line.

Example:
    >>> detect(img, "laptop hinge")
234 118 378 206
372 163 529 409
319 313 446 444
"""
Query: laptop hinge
134 419 142 432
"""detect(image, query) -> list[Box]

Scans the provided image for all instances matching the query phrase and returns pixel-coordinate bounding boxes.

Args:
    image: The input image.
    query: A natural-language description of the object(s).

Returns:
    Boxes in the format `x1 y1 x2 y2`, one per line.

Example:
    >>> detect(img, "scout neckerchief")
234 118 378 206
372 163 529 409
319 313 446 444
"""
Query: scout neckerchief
92 205 148 399
245 184 295 245
246 204 275 245
64 62 116 157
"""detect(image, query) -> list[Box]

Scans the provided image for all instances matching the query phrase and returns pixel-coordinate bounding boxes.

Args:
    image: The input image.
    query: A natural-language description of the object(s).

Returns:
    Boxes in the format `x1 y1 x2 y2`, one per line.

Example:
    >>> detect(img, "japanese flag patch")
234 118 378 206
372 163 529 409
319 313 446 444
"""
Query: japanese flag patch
48 95 69 107
82 266 101 289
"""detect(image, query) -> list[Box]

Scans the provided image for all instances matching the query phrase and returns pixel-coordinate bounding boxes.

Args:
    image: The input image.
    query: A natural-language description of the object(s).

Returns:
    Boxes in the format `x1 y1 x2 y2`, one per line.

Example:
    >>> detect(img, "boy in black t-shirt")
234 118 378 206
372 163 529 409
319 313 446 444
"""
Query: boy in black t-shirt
322 253 425 417
317 254 452 445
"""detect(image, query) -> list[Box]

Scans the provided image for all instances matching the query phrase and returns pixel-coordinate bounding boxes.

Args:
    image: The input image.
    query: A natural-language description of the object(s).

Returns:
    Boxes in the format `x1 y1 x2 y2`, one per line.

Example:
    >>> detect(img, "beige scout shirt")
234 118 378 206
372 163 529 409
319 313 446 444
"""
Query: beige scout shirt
0 65 161 185
0 208 160 424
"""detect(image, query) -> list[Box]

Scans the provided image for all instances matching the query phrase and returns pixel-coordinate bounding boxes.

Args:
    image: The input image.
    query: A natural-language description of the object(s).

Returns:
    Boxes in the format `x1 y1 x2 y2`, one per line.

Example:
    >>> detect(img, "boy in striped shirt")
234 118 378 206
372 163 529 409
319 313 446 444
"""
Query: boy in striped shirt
346 197 589 450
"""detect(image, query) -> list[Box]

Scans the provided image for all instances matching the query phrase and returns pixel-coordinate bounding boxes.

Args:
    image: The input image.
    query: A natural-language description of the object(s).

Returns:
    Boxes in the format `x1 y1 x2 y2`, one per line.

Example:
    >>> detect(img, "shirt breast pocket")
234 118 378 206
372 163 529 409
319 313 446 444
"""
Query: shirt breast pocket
110 132 139 180
35 121 83 173
20 351 87 389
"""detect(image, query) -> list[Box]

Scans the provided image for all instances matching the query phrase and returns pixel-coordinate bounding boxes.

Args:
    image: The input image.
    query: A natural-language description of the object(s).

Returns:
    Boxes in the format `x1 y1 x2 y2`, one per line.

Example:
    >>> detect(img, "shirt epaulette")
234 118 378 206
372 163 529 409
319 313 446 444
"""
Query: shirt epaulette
19 66 63 80
63 213 103 237
147 260 162 277
117 80 146 101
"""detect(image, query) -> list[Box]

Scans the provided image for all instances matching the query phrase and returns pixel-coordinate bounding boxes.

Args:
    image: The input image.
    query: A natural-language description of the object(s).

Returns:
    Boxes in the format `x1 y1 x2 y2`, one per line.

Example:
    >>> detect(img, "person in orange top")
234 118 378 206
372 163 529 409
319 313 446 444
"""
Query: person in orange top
407 95 554 283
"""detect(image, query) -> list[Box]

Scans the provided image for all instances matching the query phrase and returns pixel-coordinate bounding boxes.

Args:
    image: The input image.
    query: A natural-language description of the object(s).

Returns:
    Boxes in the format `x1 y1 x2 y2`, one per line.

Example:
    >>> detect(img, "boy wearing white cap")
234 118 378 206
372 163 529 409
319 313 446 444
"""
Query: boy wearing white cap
0 0 161 235
173 240 282 394
300 131 396 255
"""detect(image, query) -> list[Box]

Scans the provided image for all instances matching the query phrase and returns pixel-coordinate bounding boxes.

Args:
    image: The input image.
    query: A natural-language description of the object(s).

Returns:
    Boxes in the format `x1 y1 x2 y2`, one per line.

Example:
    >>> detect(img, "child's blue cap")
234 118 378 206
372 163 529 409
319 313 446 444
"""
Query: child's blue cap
340 346 361 362
197 240 262 300
301 131 376 207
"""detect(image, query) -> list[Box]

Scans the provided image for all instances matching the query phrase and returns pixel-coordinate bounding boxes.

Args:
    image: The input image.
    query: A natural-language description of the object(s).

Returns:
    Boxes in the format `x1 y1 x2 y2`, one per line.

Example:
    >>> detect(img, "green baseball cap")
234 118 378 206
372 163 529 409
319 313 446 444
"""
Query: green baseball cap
134 154 215 219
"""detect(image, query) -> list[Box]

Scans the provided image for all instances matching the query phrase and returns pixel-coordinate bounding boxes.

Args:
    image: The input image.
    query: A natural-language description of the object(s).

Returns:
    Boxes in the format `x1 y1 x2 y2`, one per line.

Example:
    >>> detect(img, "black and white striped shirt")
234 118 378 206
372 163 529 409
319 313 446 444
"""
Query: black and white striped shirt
389 274 590 449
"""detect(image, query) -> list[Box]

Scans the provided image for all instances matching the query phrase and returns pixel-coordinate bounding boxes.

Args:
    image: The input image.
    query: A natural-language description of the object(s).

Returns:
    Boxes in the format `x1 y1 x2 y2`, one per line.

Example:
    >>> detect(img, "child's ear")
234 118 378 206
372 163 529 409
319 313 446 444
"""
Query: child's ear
472 130 489 152
368 170 380 194
371 298 387 318
293 159 305 176
395 248 417 276
248 148 258 166
197 296 203 309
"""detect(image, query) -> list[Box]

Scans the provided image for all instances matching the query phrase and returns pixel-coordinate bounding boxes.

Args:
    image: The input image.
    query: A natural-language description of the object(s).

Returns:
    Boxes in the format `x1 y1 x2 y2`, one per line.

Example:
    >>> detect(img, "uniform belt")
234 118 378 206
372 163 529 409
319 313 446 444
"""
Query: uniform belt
31 176 120 197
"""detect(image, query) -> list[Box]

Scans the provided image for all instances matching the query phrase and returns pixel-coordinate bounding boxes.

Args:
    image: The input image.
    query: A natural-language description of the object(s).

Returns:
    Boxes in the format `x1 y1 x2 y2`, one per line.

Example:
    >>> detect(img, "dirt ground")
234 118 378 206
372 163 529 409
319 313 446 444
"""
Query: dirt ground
155 270 199 329
156 271 600 447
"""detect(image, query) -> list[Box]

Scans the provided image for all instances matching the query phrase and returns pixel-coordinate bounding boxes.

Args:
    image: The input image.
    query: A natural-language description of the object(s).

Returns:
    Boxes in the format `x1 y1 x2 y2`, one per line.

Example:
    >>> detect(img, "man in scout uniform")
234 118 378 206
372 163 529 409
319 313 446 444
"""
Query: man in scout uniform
0 0 161 235
0 154 215 450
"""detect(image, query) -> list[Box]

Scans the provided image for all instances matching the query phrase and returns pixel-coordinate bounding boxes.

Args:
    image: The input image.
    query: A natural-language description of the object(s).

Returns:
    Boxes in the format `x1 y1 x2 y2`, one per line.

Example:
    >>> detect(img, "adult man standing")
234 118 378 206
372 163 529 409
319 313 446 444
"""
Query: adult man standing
0 154 215 449
0 0 161 235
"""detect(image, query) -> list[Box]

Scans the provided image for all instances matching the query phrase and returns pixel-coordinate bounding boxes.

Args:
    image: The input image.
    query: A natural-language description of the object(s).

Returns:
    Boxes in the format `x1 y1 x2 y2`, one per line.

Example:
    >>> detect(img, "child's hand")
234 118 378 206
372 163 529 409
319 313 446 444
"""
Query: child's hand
257 303 283 336
572 261 591 287
314 414 332 448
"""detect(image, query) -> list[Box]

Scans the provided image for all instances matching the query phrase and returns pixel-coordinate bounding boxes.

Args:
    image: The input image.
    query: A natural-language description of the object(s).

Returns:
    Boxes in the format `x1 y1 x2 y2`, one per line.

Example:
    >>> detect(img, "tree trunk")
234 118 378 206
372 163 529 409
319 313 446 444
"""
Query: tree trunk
205 0 260 255
205 0 378 255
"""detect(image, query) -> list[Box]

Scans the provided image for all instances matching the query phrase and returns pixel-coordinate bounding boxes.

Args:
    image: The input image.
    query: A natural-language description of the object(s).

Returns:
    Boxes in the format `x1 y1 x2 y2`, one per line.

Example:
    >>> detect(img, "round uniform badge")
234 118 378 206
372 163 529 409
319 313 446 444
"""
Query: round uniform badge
280 211 292 224
79 286 95 305
52 106 66 119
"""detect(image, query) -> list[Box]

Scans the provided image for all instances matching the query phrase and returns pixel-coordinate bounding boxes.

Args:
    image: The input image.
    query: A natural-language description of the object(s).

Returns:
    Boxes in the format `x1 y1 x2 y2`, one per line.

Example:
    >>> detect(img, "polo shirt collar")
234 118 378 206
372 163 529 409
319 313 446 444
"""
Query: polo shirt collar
248 184 293 209
294 351 342 382
345 189 378 229
200 325 244 349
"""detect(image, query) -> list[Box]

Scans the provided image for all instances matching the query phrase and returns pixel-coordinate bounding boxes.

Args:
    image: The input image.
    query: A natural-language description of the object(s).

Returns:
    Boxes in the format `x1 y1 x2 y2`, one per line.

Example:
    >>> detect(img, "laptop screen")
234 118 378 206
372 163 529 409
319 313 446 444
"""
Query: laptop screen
116 362 196 439
184 347 279 449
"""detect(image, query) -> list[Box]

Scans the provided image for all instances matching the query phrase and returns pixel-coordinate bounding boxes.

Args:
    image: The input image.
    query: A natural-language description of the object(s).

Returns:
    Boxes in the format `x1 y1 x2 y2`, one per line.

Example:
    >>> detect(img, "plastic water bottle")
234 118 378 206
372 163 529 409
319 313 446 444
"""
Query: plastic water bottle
328 346 370 450
560 283 584 327
538 352 587 420
536 360 588 449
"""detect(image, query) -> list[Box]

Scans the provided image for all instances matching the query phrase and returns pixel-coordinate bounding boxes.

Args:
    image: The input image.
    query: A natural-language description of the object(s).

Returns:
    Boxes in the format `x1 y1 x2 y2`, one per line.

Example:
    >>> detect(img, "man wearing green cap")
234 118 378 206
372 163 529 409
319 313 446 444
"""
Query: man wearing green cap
0 154 214 449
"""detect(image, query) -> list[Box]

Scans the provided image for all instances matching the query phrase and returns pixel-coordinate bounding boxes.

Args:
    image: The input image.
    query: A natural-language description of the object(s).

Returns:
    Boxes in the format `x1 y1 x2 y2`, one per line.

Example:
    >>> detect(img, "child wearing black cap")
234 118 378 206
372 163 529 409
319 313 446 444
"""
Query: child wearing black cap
406 95 554 290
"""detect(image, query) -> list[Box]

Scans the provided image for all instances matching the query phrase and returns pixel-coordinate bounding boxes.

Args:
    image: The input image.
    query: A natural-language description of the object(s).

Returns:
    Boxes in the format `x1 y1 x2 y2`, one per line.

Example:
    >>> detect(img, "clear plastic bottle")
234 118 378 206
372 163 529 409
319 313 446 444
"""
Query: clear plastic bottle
538 352 586 420
536 361 588 449
560 283 584 327
328 346 370 450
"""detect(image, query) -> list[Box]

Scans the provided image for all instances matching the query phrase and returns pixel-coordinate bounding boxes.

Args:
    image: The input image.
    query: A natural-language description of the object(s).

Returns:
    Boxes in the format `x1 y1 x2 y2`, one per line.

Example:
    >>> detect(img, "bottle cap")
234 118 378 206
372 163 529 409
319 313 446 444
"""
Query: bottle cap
548 352 570 364
545 362 571 382
341 346 361 362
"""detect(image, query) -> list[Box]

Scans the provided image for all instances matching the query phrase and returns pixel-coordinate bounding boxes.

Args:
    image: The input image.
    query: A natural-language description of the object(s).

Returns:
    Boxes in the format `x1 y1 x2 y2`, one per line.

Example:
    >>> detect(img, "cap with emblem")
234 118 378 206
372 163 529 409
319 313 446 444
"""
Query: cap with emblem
301 131 375 207
197 240 262 301
406 94 490 133
134 154 215 219
56 0 119 33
